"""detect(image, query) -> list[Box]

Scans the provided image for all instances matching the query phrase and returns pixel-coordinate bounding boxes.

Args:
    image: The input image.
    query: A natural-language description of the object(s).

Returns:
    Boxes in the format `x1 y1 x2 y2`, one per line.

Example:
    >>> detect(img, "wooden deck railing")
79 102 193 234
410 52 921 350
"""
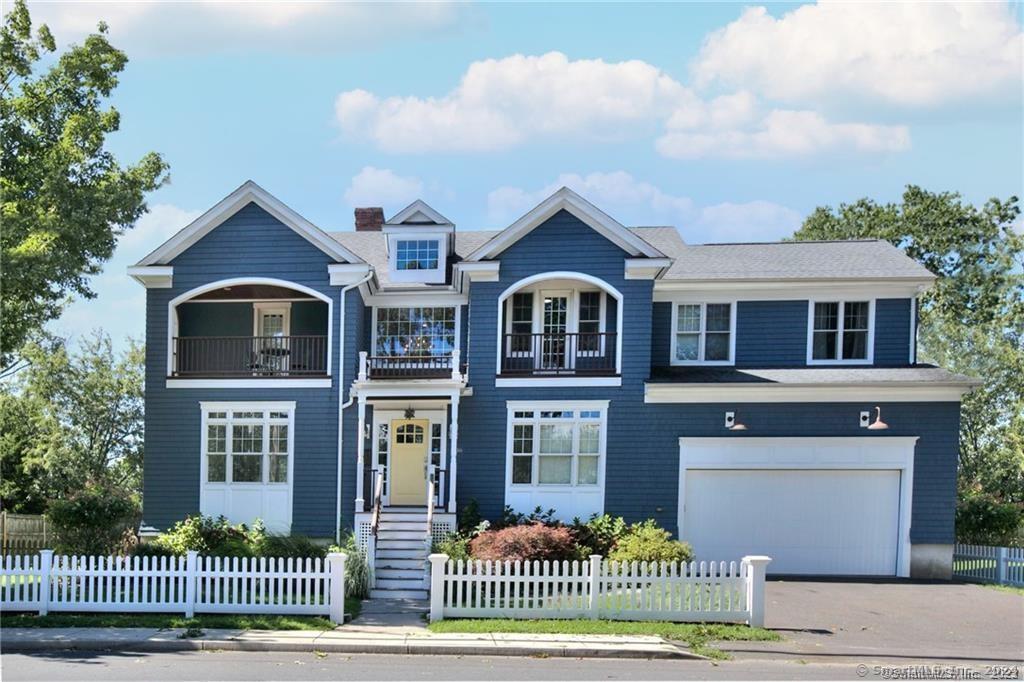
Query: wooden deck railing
500 332 617 376
171 336 328 377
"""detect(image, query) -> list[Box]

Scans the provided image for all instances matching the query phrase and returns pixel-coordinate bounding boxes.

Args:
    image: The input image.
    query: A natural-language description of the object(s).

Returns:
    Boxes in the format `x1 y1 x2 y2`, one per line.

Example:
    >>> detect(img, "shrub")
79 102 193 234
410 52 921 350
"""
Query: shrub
149 515 255 556
496 505 558 529
47 485 139 555
570 514 628 557
130 541 177 559
608 521 694 564
328 533 371 599
433 534 471 563
256 534 327 559
956 494 1024 546
469 522 576 562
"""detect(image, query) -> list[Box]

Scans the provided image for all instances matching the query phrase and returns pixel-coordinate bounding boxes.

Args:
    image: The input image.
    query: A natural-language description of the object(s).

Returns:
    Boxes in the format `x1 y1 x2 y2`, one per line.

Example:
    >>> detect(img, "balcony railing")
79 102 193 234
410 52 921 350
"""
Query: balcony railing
172 335 328 377
358 350 463 381
500 332 617 376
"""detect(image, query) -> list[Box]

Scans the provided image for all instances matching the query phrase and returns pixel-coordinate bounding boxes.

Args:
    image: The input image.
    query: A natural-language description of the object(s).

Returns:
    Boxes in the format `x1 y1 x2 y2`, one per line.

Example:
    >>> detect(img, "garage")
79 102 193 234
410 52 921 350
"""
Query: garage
678 437 916 577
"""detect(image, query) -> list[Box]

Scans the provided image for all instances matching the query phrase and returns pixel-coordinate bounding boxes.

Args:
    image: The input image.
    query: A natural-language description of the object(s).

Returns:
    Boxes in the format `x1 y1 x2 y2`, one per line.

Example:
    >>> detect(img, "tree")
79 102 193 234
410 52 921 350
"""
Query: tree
0 0 168 367
793 186 1023 540
0 332 144 511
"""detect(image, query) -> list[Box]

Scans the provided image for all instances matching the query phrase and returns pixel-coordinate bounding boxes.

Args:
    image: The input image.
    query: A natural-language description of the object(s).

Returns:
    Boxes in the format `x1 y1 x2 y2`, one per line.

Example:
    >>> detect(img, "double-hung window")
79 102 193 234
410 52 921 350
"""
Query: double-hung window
203 405 292 485
809 300 872 363
671 302 734 365
508 404 605 487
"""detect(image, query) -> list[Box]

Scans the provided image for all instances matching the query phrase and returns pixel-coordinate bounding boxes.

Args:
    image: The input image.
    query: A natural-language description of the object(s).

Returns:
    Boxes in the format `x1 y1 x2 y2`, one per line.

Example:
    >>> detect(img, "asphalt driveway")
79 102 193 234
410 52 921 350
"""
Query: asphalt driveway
720 580 1024 663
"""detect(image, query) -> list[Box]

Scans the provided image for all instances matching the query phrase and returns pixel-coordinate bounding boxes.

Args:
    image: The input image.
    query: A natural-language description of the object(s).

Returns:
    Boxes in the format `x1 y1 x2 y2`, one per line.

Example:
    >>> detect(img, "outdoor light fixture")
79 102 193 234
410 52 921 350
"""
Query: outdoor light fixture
860 411 871 428
724 411 748 431
867 406 889 430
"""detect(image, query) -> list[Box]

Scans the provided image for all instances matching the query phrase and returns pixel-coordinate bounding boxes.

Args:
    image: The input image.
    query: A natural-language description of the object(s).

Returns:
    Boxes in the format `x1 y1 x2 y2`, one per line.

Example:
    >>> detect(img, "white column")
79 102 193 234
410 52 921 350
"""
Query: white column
587 554 602 620
37 549 53 616
358 351 368 382
450 349 461 381
355 395 367 512
184 550 199 618
447 393 460 513
428 553 449 622
327 552 348 624
742 555 772 627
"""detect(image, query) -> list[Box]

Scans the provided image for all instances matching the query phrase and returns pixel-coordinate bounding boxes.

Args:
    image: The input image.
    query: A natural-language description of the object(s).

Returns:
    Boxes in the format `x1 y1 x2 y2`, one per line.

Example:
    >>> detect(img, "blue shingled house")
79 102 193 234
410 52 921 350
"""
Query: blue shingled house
129 181 976 597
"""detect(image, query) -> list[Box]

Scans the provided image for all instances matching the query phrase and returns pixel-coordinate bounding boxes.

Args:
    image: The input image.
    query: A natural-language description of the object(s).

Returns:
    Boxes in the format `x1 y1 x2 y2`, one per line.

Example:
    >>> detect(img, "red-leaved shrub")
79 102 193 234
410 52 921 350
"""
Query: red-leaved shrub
469 523 576 562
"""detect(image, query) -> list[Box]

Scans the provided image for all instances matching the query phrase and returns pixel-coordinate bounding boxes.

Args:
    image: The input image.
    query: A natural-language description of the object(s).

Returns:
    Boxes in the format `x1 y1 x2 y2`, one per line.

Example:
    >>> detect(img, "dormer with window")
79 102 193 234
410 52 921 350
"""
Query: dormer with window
384 200 454 284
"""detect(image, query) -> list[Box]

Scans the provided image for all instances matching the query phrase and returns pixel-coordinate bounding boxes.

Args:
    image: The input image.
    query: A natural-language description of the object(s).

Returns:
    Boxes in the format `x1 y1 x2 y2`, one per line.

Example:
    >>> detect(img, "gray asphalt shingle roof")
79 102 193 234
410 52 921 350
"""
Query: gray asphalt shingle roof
648 365 978 386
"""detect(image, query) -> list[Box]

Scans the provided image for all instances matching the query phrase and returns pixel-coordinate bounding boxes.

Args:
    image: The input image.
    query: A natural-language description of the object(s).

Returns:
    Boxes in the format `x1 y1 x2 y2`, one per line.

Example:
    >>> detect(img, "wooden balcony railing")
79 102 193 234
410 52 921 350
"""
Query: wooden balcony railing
500 332 617 376
172 335 328 377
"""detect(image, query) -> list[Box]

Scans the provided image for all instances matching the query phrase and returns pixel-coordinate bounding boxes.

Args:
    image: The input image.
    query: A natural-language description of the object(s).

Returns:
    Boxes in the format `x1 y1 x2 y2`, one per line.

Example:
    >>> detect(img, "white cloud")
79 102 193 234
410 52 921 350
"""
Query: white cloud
335 51 695 153
50 204 201 346
691 2 1024 107
485 171 801 243
343 166 424 210
26 1 468 55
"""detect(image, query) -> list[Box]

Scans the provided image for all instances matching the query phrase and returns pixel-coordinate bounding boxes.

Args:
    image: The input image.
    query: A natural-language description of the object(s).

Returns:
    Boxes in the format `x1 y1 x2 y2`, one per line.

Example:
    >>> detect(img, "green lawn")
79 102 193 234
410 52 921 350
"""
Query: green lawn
984 583 1024 596
0 596 362 630
427 618 780 659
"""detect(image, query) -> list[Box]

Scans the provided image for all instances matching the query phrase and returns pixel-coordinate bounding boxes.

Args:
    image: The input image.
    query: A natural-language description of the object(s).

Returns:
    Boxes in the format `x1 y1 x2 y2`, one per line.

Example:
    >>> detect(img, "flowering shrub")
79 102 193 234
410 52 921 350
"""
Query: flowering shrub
47 484 139 555
469 522 576 562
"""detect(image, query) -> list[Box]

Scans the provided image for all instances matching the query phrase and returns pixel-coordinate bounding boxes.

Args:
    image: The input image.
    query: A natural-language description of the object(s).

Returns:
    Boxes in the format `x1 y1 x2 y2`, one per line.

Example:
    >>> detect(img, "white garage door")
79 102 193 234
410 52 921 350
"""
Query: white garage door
683 469 901 575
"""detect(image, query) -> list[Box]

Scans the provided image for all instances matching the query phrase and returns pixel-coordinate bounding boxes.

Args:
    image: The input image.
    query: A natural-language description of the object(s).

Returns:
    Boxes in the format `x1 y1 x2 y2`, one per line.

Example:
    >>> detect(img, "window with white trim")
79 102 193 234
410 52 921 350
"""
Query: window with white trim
395 240 439 271
670 302 734 365
508 406 605 487
810 300 872 362
375 307 456 356
204 407 291 484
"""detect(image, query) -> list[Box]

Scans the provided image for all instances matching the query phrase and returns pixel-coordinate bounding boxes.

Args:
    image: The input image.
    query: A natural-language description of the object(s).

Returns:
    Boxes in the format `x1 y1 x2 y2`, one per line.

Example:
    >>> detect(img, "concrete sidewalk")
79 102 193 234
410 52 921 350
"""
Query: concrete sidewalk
0 627 700 660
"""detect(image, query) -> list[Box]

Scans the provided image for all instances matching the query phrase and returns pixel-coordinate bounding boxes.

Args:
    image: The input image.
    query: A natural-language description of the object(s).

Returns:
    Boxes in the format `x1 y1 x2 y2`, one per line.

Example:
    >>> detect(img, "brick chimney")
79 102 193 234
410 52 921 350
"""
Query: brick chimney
354 207 384 232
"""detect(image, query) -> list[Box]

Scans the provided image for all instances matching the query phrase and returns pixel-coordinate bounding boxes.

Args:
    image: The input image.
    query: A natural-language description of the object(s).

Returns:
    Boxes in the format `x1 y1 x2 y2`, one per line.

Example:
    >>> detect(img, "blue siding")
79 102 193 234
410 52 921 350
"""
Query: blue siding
735 301 808 367
143 202 341 537
651 302 671 367
874 298 912 366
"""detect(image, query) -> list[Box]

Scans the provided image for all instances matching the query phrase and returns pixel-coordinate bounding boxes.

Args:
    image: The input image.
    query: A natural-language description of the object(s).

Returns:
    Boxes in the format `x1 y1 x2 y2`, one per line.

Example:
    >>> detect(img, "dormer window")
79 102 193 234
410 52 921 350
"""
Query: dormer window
396 240 440 271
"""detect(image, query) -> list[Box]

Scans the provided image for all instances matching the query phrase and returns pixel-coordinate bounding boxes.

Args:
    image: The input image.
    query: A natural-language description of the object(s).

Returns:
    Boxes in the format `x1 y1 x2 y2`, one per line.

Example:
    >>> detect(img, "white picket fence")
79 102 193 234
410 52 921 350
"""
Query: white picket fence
953 544 1024 587
0 550 348 623
428 554 771 626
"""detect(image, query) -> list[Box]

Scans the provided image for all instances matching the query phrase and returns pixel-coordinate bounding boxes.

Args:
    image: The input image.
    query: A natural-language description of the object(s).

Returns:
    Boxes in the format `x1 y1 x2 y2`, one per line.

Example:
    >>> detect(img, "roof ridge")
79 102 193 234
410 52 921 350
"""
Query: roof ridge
692 239 884 247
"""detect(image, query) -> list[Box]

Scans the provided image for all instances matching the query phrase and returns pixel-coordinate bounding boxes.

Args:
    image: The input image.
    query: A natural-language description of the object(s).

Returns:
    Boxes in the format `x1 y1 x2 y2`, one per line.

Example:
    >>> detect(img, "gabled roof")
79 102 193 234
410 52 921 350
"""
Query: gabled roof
387 200 454 227
135 180 363 266
466 187 666 261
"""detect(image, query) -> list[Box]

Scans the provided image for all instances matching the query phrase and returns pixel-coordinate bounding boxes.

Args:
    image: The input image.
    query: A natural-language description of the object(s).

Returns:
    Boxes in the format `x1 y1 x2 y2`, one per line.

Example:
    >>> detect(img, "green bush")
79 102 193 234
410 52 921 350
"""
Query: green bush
570 514 628 557
608 521 694 564
957 494 1024 546
257 534 326 558
433 534 471 562
328 534 371 599
470 523 577 562
147 515 327 558
47 485 139 555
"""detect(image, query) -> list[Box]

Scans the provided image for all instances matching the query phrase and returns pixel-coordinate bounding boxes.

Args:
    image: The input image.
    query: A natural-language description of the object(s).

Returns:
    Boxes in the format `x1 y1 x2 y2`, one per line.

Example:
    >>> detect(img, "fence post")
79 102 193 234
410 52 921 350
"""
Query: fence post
184 550 198 618
997 547 1008 585
742 555 771 628
38 549 53 616
428 553 448 622
588 555 602 620
327 552 348 624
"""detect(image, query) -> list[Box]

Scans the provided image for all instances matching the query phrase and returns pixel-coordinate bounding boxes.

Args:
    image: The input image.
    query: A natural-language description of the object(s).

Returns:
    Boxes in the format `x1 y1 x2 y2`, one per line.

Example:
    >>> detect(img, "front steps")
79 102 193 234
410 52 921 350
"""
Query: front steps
370 509 430 600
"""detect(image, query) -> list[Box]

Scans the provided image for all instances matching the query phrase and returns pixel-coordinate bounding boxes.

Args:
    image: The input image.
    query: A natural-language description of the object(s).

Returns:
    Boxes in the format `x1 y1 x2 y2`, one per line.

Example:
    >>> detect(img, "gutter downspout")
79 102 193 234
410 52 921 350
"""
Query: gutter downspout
335 271 374 545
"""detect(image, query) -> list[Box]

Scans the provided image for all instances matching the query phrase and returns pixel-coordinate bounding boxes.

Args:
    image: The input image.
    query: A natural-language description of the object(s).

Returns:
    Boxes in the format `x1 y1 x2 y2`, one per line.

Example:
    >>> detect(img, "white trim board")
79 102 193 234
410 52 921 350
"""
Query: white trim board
467 187 664 260
387 199 454 227
652 279 933 301
168 378 332 389
645 382 976 403
136 180 362 266
806 299 875 366
677 436 917 577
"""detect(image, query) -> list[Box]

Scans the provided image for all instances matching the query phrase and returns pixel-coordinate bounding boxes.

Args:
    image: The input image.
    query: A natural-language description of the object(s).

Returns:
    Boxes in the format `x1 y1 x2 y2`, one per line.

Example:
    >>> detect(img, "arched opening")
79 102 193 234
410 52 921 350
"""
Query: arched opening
496 272 622 377
168 278 332 378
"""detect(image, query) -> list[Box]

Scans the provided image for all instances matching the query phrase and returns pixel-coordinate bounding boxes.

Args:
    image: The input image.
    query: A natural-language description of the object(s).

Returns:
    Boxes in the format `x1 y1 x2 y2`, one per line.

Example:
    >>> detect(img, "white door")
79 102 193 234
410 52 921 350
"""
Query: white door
539 291 569 370
683 469 901 575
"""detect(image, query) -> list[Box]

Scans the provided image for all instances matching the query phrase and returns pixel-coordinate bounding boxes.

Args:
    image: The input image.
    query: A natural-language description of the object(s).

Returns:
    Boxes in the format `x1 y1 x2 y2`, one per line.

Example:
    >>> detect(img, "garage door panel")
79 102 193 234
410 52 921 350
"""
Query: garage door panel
683 469 900 576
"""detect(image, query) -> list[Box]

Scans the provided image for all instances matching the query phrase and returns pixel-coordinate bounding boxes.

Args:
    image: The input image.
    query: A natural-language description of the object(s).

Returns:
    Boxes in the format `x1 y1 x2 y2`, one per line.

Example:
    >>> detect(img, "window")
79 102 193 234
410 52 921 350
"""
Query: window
671 302 734 364
375 307 456 356
509 293 533 354
578 291 602 353
203 406 292 485
395 240 439 270
810 300 872 363
508 405 606 487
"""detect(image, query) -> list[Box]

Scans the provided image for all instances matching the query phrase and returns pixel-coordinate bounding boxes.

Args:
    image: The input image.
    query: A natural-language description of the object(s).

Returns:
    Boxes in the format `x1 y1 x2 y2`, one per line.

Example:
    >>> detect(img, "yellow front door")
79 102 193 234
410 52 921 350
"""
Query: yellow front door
389 419 429 506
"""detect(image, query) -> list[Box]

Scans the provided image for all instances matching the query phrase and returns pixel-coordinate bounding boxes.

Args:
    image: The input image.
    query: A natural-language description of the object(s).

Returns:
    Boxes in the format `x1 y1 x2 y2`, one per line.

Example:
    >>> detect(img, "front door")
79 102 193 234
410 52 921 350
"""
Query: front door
388 419 429 506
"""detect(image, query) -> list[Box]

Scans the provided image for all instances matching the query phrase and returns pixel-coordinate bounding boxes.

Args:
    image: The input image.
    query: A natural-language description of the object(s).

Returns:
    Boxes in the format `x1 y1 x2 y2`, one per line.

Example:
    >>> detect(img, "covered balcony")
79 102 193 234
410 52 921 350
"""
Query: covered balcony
169 280 330 379
359 305 463 381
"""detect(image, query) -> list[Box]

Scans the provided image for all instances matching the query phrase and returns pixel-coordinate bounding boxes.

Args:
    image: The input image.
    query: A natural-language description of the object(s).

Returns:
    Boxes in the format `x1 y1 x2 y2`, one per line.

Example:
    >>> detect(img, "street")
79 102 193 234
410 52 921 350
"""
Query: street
3 650 1015 682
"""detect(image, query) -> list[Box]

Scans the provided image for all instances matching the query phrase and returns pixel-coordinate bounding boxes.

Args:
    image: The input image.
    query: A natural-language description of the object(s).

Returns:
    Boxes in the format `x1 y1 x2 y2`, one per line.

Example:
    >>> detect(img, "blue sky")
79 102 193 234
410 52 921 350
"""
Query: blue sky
28 1 1023 346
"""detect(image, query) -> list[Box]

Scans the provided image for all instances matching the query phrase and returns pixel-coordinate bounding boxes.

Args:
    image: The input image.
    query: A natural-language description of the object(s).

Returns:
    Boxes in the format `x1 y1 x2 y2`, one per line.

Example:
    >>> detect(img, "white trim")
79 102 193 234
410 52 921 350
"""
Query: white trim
127 265 173 288
371 408 447 507
387 234 448 284
644 382 976 403
253 302 291 337
387 199 454 227
669 301 737 366
352 382 465 399
496 272 623 379
328 263 372 286
167 277 333 378
624 258 672 280
136 180 361 266
467 187 664 260
199 401 297 534
454 261 500 283
653 280 932 301
506 400 611 410
370 305 460 357
806 299 875 365
496 376 621 387
363 290 468 307
169 378 331 389
677 436 917 577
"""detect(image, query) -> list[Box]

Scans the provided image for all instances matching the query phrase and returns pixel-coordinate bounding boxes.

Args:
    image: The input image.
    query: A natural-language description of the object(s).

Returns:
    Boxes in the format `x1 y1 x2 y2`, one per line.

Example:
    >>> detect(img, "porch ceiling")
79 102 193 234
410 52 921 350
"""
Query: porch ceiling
191 284 317 301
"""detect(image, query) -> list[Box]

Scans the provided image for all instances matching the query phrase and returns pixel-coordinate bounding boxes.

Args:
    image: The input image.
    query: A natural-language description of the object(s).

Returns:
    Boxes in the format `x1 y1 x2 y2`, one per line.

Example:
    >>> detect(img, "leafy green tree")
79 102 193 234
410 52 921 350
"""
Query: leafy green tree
0 0 167 366
0 332 144 511
793 186 1023 540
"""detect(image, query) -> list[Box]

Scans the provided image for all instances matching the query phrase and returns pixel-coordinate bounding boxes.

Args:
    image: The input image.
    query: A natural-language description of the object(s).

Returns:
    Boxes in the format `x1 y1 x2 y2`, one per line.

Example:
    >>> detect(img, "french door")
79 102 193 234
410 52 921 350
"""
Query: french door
539 291 569 370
